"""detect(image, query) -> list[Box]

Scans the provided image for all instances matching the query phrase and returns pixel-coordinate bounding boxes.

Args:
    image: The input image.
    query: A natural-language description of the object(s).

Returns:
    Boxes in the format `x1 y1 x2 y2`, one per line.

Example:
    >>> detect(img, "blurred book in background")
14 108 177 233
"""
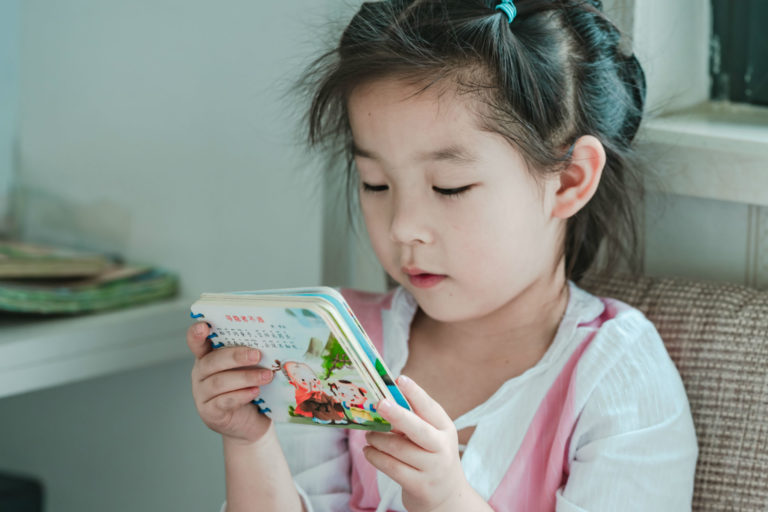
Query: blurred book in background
0 241 111 278
0 241 178 314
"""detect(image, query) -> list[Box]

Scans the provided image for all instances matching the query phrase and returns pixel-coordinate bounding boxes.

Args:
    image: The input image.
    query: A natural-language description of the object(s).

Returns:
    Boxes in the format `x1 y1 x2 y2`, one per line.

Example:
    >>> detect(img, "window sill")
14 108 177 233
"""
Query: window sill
0 297 194 399
639 101 768 206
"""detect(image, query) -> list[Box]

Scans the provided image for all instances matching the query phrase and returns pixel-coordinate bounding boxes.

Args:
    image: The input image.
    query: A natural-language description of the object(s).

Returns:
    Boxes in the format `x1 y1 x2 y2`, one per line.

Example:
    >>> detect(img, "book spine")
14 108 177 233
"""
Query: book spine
301 294 410 410
190 311 224 348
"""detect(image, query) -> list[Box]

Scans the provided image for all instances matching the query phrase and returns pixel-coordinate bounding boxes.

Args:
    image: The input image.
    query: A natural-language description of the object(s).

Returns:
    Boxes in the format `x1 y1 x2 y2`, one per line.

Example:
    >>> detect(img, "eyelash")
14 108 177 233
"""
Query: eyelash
434 185 472 197
361 183 473 198
361 183 388 193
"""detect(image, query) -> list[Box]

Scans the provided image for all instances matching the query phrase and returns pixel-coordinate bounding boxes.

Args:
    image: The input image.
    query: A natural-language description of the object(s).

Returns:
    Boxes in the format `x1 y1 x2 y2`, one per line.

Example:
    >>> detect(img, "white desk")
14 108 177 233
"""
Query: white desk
0 297 195 399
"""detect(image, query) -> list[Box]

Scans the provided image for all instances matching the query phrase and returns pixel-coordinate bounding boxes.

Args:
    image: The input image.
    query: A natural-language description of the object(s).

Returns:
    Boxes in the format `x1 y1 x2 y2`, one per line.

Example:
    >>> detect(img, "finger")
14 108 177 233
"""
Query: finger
366 431 430 470
211 386 263 412
376 399 442 453
203 387 264 431
199 368 274 404
363 444 420 485
397 375 454 431
187 322 213 359
196 346 263 379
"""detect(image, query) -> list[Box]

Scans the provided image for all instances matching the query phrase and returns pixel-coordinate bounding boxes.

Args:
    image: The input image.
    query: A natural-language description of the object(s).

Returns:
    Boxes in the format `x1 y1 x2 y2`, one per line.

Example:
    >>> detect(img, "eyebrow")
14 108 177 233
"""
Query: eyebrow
351 143 477 164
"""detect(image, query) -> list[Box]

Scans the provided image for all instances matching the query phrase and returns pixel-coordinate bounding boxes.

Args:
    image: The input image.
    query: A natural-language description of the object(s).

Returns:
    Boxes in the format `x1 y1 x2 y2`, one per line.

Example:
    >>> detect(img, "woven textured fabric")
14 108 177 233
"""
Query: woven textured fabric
579 274 768 511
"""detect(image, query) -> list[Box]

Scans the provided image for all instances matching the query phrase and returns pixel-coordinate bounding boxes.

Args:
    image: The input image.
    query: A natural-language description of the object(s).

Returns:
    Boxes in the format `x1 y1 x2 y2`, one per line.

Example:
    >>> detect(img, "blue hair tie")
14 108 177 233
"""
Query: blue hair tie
495 0 517 24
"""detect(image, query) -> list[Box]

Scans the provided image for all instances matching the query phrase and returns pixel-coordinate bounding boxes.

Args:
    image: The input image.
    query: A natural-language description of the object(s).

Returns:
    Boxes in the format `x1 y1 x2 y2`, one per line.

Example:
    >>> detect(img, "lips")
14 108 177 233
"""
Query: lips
403 267 446 289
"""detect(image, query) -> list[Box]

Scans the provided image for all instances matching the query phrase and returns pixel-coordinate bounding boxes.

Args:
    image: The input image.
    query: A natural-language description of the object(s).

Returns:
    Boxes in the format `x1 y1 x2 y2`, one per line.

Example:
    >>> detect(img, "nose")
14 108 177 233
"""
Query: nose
389 193 433 245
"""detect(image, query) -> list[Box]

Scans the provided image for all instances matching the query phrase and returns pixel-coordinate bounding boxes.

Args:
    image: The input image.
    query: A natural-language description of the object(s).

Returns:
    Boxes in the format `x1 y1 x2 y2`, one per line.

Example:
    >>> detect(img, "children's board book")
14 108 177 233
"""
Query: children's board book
190 287 410 432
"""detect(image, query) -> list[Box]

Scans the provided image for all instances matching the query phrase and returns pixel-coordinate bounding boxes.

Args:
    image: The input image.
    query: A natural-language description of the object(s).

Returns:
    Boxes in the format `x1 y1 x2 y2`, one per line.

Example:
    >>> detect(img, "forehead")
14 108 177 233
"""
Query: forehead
346 76 536 183
348 77 481 128
345 75 541 179
347 78 489 155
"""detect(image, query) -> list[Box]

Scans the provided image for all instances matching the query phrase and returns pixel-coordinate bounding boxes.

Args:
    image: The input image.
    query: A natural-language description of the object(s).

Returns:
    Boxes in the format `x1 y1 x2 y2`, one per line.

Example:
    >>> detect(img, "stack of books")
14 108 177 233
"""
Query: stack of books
0 241 178 314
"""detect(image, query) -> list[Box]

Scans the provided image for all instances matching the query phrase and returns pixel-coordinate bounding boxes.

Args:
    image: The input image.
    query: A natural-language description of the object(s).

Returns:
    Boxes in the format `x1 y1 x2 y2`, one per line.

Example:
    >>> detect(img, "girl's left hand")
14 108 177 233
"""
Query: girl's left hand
364 375 487 512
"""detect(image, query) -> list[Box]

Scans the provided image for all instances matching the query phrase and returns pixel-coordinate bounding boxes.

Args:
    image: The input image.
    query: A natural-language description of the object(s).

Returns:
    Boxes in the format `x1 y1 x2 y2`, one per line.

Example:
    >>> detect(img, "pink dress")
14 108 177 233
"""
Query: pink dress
220 283 698 512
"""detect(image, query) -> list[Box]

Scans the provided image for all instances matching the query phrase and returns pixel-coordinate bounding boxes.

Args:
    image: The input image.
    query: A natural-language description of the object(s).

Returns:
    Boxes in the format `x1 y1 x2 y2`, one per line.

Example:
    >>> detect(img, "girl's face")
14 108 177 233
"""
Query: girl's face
348 78 564 323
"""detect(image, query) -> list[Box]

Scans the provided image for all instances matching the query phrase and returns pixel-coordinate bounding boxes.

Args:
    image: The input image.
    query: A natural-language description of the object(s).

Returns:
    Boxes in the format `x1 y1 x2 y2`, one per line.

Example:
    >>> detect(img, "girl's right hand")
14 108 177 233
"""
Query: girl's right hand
187 322 275 444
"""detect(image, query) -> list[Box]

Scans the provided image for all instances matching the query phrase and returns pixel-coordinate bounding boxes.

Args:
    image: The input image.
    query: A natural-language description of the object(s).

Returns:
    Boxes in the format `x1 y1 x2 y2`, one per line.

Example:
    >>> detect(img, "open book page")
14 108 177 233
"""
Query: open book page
190 296 394 431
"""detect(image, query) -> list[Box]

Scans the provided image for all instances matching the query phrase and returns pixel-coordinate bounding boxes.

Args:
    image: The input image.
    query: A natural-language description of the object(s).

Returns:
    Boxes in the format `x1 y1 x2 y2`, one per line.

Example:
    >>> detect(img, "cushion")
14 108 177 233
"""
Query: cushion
579 274 768 511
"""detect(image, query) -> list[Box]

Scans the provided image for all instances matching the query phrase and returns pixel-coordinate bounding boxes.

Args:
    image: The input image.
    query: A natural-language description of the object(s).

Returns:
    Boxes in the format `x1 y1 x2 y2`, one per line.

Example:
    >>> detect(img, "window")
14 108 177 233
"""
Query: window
711 0 768 107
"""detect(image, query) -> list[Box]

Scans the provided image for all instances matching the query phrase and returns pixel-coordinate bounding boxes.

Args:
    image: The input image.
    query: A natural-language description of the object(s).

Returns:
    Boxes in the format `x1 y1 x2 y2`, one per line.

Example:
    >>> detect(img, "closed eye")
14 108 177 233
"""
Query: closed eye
362 183 473 196
362 182 388 193
433 185 472 197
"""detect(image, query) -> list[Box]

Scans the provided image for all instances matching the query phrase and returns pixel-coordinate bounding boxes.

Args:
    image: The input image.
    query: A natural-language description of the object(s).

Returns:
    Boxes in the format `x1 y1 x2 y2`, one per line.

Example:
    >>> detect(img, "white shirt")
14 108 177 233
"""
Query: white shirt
222 282 698 511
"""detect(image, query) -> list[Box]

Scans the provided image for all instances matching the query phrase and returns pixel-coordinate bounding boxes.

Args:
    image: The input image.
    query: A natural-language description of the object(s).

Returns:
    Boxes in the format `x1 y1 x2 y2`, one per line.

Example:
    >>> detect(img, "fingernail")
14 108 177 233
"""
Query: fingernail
260 369 273 383
378 399 393 412
248 349 260 362
398 375 411 385
195 323 207 335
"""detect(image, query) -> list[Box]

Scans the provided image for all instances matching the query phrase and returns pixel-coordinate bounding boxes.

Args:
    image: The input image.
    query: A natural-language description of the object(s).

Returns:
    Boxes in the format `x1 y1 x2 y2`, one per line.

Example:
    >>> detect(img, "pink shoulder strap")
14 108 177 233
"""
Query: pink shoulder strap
488 297 627 511
340 288 395 353
339 288 397 512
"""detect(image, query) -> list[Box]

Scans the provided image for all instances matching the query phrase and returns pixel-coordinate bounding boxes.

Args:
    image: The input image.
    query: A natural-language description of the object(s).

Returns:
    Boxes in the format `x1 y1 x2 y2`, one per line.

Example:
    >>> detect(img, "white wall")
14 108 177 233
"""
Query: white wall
0 1 336 510
631 0 710 114
645 193 768 288
15 0 328 296
0 0 19 234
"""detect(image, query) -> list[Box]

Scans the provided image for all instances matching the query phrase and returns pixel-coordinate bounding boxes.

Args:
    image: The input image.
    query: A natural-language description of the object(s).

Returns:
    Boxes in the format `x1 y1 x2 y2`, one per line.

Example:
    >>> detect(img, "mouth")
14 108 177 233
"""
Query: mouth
402 267 446 289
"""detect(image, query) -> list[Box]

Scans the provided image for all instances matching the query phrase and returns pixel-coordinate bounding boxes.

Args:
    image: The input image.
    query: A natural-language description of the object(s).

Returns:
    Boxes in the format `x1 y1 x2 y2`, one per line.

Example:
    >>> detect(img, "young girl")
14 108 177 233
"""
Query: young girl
187 1 698 510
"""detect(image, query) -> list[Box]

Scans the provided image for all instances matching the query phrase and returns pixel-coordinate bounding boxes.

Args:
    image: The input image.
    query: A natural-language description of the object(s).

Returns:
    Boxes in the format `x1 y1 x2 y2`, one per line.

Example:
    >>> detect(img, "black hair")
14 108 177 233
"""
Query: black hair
303 0 647 281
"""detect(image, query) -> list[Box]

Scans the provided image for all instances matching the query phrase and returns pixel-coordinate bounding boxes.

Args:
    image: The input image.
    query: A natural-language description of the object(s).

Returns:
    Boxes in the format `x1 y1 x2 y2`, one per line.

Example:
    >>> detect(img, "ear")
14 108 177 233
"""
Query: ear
551 135 606 219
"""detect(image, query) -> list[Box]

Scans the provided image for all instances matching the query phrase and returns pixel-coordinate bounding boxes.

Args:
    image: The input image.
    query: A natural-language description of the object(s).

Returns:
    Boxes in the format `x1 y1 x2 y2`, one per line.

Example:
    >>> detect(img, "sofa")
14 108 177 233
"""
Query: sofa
580 274 768 511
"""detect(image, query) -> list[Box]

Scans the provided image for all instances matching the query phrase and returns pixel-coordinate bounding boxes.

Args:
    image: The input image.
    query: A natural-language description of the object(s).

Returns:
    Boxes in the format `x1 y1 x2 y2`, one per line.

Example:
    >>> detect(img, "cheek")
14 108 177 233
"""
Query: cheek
480 184 548 231
360 198 387 231
360 202 394 254
451 195 547 264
